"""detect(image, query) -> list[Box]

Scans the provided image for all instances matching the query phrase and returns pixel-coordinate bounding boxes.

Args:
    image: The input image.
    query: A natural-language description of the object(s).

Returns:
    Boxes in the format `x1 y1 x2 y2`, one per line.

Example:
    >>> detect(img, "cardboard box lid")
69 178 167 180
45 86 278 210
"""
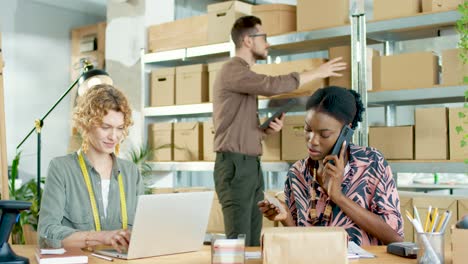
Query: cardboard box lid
174 122 200 131
208 61 227 72
284 115 305 126
152 67 175 76
150 123 172 131
207 0 252 14
252 4 296 12
176 64 207 74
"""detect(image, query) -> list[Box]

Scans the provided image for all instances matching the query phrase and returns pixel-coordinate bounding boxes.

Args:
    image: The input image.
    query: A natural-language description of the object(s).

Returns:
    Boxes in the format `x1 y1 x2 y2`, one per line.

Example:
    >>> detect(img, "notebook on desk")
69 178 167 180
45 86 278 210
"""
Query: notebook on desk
94 191 214 260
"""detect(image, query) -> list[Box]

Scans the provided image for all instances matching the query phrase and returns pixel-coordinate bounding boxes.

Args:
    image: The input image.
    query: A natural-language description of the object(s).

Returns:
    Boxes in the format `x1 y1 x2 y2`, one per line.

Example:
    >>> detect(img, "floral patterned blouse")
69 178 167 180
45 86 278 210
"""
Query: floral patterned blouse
284 144 404 246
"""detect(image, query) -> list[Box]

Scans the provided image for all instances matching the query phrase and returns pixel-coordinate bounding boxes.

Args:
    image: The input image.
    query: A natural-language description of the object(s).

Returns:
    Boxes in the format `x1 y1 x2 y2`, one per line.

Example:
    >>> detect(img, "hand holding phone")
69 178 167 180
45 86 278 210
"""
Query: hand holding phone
327 125 354 165
263 192 286 214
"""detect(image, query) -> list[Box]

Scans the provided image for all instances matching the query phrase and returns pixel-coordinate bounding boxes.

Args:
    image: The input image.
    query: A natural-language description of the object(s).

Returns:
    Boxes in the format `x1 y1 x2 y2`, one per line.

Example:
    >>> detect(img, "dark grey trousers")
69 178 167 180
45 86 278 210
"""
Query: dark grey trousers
213 152 264 246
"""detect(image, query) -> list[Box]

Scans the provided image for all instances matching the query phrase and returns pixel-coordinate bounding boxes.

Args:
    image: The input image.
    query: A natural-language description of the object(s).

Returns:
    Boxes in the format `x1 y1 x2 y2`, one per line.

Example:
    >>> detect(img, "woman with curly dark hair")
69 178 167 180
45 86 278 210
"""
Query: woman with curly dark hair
38 84 143 252
259 86 404 246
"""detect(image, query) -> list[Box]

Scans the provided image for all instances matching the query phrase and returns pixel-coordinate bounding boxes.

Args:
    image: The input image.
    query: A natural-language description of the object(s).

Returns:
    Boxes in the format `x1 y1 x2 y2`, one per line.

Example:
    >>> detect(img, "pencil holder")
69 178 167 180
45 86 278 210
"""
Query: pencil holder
416 232 444 264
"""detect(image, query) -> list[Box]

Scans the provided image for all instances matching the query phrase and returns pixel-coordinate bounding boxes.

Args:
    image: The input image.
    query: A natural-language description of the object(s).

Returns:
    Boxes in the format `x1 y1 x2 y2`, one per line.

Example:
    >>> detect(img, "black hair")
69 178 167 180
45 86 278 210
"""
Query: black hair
231 16 262 49
305 86 365 129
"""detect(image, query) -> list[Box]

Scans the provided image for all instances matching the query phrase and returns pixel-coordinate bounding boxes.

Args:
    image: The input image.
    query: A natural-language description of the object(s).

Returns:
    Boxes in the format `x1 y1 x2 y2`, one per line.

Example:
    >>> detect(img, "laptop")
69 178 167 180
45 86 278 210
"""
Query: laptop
94 191 214 260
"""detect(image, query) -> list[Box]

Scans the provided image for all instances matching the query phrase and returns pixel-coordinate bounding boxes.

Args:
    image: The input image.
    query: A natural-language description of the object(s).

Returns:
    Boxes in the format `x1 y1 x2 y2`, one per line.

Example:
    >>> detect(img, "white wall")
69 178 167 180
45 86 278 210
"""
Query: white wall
0 0 105 181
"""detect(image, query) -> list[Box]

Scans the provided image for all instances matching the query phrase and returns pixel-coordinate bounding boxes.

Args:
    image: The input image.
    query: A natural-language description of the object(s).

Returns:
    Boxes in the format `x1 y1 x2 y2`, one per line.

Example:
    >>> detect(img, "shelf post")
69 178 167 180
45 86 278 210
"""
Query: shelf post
351 0 368 146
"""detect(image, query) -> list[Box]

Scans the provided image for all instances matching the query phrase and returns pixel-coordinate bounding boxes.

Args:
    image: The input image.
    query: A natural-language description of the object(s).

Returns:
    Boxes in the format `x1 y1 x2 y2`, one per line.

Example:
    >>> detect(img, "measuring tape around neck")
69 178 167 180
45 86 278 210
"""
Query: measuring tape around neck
77 152 128 231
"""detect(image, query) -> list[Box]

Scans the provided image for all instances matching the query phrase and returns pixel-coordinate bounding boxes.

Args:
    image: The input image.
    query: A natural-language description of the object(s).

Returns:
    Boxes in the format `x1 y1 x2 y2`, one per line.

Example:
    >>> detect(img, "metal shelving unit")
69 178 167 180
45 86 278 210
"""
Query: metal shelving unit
148 160 465 173
143 85 467 118
141 10 465 179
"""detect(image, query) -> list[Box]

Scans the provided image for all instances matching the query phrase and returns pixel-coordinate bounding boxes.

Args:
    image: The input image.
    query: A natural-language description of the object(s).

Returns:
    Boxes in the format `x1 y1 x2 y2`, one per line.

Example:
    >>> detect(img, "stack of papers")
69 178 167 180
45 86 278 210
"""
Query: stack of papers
347 241 376 259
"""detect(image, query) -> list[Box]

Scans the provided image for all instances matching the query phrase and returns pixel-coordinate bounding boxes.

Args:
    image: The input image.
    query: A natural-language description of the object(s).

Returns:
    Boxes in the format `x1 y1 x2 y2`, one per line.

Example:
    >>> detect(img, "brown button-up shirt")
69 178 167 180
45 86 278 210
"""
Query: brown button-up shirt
213 57 300 156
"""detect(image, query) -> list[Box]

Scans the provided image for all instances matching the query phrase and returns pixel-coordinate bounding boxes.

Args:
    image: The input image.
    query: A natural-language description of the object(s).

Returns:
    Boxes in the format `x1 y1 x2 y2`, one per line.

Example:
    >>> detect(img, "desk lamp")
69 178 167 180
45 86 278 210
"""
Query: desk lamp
0 200 32 264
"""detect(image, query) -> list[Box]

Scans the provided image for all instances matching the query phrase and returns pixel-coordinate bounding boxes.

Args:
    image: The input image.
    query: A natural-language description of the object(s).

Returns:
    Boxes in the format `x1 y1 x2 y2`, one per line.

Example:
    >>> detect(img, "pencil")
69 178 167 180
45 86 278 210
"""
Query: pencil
424 206 432 232
435 211 447 232
429 208 438 233
413 205 422 227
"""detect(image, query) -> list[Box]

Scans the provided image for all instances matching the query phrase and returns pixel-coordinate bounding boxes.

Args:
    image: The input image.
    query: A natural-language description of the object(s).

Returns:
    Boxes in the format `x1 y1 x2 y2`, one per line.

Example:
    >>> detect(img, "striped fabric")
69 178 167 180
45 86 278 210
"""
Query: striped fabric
284 144 404 246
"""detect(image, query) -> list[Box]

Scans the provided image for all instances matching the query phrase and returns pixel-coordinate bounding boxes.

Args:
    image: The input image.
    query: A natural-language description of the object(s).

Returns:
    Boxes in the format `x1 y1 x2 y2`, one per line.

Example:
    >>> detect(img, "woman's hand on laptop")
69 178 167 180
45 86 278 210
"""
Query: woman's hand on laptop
102 229 131 253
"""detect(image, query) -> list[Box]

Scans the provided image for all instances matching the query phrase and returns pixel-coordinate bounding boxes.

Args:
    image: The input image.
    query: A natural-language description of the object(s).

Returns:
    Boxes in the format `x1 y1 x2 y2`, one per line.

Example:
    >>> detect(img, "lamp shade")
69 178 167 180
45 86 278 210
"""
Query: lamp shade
77 69 113 96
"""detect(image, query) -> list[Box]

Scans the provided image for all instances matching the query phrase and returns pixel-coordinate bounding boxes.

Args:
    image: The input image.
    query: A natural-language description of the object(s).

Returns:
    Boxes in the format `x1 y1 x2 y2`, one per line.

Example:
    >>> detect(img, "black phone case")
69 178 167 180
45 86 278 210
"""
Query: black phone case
328 125 354 165
259 98 298 130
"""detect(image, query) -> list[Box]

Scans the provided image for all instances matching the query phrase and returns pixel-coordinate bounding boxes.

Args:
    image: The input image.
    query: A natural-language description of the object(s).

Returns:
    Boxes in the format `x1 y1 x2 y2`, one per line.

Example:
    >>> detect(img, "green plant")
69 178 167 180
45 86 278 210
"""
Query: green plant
128 144 154 194
455 2 468 164
8 151 42 244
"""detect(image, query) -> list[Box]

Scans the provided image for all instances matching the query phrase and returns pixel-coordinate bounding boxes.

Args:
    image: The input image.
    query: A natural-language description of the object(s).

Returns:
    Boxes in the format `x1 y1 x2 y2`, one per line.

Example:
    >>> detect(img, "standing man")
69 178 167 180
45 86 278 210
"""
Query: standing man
212 15 346 246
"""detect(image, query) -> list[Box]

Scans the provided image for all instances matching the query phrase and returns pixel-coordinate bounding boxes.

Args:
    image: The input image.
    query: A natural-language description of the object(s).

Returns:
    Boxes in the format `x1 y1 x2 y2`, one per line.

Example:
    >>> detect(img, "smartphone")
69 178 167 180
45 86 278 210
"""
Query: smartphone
259 98 298 130
263 192 286 214
328 125 354 165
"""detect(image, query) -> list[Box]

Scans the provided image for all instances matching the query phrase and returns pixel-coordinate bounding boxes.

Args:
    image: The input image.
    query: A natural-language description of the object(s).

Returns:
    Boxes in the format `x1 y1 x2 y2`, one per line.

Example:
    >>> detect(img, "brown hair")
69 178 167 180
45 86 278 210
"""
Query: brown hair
231 15 262 48
73 84 133 140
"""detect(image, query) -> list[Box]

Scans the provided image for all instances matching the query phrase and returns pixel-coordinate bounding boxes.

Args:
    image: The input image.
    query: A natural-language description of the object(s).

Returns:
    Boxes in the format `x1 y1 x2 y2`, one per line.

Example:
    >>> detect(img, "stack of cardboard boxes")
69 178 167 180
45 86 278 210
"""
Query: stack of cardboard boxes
369 47 467 161
369 107 466 161
374 0 462 20
148 1 299 52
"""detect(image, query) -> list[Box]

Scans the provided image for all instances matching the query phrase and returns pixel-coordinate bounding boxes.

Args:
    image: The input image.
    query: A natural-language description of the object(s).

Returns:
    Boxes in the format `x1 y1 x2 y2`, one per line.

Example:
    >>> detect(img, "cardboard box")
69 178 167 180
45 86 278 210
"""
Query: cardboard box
413 195 457 242
150 67 175 107
174 122 203 161
262 227 348 264
448 107 468 160
203 120 216 161
297 0 349 31
375 52 438 91
148 15 208 52
260 117 281 161
374 0 421 20
207 1 252 44
415 108 448 160
451 226 468 264
369 126 414 160
442 49 468 86
252 58 327 99
208 61 227 102
328 46 380 90
252 4 296 36
281 115 307 161
148 123 173 161
398 193 414 242
422 0 463 12
175 64 208 105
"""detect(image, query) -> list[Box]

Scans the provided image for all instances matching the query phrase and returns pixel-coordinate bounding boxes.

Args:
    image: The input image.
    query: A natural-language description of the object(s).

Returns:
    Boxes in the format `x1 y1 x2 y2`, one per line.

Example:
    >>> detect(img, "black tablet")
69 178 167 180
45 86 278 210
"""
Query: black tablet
259 98 298 130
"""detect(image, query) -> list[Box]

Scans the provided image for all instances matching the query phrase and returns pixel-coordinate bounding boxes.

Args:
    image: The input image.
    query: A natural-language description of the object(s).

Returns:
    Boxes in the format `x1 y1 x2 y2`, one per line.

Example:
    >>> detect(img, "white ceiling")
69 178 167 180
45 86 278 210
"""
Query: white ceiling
30 0 107 17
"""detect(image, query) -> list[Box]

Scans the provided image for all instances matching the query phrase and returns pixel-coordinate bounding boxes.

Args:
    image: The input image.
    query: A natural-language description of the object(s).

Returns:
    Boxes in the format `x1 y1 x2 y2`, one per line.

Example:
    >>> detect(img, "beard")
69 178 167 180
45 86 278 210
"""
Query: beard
252 49 268 60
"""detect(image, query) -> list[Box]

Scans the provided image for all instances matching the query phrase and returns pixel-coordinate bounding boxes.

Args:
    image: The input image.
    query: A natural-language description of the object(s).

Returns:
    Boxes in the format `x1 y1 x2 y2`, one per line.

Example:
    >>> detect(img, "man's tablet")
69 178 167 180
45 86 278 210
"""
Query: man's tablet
259 98 298 130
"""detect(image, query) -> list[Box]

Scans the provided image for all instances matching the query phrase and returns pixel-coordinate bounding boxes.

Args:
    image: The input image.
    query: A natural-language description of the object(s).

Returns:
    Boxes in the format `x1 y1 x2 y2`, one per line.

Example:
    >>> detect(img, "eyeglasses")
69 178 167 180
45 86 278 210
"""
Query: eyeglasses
249 33 267 42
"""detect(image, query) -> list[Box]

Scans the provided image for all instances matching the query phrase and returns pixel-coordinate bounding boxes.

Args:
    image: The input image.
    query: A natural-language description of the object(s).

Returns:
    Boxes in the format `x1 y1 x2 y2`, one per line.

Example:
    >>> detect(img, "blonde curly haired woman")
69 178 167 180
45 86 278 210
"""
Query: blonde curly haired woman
38 84 144 252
